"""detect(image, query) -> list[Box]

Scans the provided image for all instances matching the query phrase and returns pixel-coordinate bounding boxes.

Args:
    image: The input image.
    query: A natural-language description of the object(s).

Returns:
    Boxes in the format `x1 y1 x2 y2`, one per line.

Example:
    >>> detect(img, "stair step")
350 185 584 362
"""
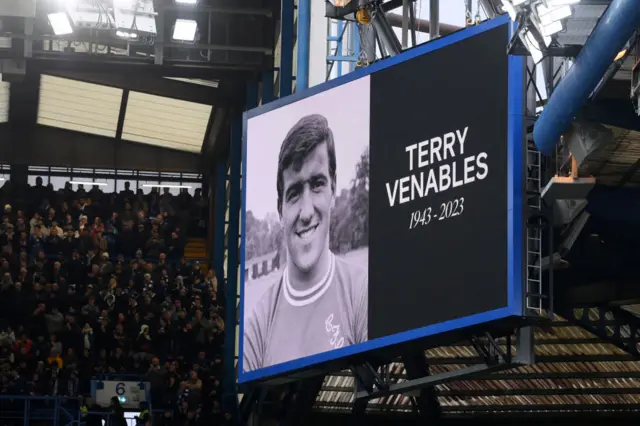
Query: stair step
184 237 208 260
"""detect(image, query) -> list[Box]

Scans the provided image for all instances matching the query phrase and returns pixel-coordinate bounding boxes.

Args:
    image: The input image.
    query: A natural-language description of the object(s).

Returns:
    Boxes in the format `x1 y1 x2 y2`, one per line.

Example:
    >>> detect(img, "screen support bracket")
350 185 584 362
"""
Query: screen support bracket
555 305 640 358
354 331 530 400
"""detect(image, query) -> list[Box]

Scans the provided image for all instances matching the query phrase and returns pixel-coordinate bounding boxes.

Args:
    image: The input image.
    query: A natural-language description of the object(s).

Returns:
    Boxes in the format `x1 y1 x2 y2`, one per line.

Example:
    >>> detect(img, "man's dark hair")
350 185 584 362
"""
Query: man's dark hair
276 114 337 214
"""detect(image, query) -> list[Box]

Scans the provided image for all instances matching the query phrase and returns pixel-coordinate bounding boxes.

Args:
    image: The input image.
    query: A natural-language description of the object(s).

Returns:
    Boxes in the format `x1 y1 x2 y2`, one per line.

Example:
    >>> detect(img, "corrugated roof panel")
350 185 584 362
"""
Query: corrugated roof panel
315 307 640 414
37 74 122 137
122 91 212 153
0 81 9 123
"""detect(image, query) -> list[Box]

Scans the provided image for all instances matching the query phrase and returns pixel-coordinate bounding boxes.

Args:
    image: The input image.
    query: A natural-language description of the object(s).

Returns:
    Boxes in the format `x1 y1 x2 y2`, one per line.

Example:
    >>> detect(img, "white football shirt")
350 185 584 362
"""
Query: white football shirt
243 253 368 371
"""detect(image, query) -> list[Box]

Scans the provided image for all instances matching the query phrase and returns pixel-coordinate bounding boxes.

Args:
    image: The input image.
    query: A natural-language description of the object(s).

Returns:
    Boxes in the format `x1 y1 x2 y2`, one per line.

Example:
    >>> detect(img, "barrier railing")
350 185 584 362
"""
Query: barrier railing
0 395 80 426
0 394 159 426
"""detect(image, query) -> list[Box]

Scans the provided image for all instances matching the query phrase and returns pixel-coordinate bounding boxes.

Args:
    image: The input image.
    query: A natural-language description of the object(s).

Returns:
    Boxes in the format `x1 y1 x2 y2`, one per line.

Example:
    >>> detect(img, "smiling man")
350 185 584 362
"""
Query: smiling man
243 114 368 372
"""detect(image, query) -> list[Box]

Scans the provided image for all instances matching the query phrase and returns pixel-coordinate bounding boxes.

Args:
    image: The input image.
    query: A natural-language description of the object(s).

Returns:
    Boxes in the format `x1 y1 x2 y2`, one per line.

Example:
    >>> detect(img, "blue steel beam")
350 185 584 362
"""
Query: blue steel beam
533 0 640 155
280 0 294 96
223 109 241 417
224 107 242 396
296 0 311 91
213 162 227 282
223 80 259 418
262 69 275 103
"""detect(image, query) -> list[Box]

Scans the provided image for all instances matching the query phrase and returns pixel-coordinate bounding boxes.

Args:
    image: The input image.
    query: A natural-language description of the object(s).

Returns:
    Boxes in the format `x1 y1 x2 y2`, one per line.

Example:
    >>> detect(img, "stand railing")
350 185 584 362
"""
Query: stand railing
0 394 162 426
0 395 79 426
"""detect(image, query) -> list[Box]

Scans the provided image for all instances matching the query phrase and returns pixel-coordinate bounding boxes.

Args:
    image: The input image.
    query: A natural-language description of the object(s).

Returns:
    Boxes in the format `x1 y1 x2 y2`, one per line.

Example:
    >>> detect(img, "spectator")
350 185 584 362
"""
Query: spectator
0 178 227 425
110 396 128 426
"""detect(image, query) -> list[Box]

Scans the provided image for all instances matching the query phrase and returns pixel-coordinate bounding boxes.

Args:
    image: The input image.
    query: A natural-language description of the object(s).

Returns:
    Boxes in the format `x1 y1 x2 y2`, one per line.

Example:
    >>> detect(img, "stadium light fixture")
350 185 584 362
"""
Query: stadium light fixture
547 0 580 6
176 0 198 4
113 0 156 38
69 181 107 186
536 4 572 25
142 184 193 189
501 0 517 20
541 20 564 37
48 12 74 35
172 19 198 42
502 0 577 63
523 30 544 63
116 30 138 39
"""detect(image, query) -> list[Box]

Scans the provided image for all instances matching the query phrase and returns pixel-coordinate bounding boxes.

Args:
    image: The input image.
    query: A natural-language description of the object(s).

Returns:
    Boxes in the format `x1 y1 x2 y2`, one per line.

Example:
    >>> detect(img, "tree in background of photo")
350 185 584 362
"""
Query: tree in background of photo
245 211 283 261
330 147 369 254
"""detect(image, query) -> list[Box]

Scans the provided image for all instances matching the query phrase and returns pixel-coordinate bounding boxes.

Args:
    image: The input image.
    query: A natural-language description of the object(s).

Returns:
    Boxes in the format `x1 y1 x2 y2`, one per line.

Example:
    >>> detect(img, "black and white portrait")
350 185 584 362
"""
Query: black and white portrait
242 76 371 372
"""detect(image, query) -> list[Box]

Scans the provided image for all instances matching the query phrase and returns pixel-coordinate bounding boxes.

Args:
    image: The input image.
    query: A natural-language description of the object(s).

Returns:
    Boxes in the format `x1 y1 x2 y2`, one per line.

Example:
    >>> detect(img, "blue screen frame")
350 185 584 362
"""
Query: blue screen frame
239 14 524 384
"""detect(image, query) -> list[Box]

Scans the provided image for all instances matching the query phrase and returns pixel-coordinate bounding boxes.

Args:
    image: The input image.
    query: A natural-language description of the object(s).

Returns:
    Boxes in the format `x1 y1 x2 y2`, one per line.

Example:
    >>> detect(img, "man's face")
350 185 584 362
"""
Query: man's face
280 142 334 274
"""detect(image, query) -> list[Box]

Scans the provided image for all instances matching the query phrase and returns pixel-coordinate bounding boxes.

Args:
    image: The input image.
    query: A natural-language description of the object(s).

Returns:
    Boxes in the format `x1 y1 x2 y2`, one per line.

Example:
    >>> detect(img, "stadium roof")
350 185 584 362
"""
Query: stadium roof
582 127 640 187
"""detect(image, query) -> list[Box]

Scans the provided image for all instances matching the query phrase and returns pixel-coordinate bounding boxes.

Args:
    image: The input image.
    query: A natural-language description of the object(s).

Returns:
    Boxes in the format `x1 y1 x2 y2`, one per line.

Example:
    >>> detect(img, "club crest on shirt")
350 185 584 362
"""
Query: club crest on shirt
325 313 345 349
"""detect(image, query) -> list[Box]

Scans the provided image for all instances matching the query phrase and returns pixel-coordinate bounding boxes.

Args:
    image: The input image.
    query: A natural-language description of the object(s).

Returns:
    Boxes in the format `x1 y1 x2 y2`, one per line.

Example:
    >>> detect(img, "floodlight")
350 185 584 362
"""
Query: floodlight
48 12 73 35
176 0 198 3
501 0 517 21
69 181 107 186
523 30 544 64
547 0 580 6
113 0 157 37
536 4 573 26
142 184 192 189
541 20 564 37
116 30 138 39
63 0 114 30
172 19 197 42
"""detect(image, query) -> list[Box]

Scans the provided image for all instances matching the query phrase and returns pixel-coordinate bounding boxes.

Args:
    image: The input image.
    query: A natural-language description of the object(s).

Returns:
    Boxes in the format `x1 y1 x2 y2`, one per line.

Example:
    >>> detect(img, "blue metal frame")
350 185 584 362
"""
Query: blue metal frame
238 15 524 384
261 69 275 103
296 0 311 91
327 21 361 78
222 82 260 413
213 161 227 282
279 0 294 97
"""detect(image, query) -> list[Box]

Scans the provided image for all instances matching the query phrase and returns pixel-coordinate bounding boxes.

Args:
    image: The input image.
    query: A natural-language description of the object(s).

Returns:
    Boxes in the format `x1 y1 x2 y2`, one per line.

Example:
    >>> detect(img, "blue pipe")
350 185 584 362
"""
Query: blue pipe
533 0 640 155
296 0 311 91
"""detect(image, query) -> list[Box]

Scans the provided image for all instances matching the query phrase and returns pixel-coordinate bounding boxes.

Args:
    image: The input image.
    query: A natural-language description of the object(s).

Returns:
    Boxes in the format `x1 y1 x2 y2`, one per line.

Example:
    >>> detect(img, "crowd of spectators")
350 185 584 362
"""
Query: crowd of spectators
0 177 230 425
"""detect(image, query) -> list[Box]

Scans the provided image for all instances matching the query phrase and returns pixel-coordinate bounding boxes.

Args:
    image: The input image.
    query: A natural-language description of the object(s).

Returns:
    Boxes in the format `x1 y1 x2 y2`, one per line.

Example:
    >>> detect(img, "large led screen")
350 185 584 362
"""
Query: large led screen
240 15 524 383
